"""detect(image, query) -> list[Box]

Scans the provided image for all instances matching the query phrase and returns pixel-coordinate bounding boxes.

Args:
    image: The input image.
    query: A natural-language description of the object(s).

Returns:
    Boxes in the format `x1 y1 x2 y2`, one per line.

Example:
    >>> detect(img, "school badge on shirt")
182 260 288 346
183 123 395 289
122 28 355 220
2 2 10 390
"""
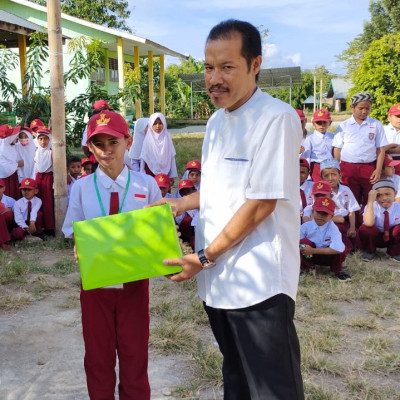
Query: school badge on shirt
369 126 375 141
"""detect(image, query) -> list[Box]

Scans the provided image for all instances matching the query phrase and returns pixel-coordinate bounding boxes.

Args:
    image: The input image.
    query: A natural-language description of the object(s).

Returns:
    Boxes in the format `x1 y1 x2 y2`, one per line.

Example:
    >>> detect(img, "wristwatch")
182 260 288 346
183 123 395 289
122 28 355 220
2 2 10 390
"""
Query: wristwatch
197 249 216 270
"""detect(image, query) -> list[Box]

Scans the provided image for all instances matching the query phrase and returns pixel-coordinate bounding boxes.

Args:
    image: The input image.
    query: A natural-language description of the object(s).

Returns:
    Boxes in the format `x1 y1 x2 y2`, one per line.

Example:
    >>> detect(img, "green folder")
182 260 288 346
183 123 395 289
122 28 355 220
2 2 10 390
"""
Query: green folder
73 203 183 290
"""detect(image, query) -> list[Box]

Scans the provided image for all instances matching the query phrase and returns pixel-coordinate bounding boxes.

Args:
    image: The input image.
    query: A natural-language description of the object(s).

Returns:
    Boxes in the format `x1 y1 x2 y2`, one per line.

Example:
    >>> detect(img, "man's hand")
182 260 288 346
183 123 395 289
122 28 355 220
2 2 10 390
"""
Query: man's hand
163 253 203 282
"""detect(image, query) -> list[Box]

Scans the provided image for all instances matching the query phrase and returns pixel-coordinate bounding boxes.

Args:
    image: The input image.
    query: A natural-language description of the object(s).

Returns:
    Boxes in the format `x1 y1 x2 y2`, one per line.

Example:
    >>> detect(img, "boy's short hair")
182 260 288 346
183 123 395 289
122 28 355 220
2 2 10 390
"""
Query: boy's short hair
312 197 335 216
67 156 81 166
372 179 395 191
351 92 372 106
312 109 331 122
299 158 309 170
320 158 340 173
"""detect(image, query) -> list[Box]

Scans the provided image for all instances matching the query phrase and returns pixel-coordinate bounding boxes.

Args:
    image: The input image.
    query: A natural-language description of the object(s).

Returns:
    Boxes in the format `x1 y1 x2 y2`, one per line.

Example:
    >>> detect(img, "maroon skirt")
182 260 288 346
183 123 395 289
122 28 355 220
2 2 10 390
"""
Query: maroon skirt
36 171 55 231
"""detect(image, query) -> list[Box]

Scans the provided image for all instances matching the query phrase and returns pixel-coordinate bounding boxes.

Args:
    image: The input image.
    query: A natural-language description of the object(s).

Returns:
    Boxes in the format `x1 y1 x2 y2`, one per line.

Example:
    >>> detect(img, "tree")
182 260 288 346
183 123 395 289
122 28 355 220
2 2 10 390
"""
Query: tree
30 0 132 32
351 32 400 121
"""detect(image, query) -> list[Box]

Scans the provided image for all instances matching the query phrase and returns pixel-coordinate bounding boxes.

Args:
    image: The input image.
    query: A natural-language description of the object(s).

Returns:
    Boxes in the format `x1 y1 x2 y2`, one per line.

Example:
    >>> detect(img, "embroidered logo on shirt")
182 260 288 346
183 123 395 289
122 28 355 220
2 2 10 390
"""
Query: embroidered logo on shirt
96 113 111 126
369 132 375 140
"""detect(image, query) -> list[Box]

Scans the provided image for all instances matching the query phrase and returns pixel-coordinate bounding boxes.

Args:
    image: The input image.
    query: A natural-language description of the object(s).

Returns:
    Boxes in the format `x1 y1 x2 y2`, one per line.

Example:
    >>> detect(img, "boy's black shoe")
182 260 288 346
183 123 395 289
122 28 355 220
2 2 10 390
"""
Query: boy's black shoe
336 271 351 281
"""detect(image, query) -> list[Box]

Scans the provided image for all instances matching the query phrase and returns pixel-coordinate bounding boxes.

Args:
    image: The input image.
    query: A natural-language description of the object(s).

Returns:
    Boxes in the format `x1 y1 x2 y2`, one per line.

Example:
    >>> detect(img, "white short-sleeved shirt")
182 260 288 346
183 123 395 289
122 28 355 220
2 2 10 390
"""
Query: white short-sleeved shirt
14 196 42 229
332 184 360 217
0 194 16 210
333 115 387 163
195 88 302 309
384 124 400 158
302 131 334 163
300 219 345 252
62 166 161 238
364 201 400 232
300 180 313 206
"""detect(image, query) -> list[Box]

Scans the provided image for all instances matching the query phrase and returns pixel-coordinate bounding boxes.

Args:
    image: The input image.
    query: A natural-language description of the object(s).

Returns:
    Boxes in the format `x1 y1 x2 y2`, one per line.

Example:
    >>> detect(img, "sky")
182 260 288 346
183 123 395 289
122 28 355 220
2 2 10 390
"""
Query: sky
127 0 371 75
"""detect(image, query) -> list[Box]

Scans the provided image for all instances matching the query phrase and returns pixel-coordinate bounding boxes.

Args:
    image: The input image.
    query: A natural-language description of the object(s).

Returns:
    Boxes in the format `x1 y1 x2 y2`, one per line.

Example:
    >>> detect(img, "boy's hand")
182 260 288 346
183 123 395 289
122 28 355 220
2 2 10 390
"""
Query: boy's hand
300 244 313 256
163 253 202 282
370 169 381 184
28 221 37 234
347 226 356 238
67 175 72 185
367 189 377 203
299 145 305 154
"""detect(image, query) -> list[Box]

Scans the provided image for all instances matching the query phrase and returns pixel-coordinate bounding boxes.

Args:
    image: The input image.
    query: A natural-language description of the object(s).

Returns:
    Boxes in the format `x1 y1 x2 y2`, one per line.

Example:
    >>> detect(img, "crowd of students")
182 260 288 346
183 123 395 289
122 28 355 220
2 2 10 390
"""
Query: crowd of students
298 91 400 281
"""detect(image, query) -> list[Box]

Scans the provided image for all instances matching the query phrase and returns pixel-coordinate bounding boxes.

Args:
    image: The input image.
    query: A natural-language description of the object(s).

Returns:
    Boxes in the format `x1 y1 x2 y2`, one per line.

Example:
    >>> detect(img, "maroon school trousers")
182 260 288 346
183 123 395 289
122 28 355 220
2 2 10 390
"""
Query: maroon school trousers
80 280 150 400
300 238 348 274
35 171 55 231
0 213 11 244
359 224 400 256
11 211 44 241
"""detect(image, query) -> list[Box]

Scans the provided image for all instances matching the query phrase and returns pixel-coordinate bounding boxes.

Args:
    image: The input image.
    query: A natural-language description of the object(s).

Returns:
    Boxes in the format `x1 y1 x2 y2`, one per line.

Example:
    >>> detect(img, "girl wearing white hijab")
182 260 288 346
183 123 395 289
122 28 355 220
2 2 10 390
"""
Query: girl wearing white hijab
0 125 23 199
128 117 149 172
139 113 178 183
34 128 55 232
16 128 36 182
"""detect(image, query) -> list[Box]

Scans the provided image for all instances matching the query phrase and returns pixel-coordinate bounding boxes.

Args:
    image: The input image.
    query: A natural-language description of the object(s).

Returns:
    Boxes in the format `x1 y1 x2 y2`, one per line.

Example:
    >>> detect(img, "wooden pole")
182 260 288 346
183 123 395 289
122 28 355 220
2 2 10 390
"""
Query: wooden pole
47 0 67 238
134 45 141 119
313 75 317 112
117 37 125 117
159 54 165 115
148 51 154 114
319 79 323 109
17 34 27 97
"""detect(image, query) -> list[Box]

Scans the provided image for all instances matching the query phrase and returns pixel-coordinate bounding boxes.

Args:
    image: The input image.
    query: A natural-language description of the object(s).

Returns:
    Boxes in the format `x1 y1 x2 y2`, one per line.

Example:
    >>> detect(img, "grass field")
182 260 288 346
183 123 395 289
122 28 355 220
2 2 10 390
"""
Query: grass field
1 133 400 399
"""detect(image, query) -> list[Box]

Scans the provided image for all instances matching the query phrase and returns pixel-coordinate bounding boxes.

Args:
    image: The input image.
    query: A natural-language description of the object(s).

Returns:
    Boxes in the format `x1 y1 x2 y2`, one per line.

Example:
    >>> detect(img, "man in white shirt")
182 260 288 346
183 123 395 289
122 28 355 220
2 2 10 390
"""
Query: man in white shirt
384 104 400 160
152 19 304 400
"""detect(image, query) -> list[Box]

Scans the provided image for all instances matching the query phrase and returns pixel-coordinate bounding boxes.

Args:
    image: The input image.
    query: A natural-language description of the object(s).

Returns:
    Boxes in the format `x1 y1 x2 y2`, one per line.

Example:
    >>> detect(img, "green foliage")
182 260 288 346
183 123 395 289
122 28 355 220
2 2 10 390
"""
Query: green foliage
0 46 19 100
351 32 400 121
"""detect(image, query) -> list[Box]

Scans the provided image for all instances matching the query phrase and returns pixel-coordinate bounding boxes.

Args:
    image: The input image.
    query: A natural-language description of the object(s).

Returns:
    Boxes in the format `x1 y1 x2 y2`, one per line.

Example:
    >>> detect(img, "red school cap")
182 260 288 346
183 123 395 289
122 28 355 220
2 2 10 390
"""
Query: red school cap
296 109 306 121
312 180 332 195
0 124 22 138
93 100 111 110
0 178 5 187
178 179 195 191
30 119 45 131
86 110 130 143
313 109 331 122
388 104 400 116
81 157 92 166
312 197 336 216
19 178 37 189
36 128 52 136
299 158 309 169
154 173 171 188
186 160 201 171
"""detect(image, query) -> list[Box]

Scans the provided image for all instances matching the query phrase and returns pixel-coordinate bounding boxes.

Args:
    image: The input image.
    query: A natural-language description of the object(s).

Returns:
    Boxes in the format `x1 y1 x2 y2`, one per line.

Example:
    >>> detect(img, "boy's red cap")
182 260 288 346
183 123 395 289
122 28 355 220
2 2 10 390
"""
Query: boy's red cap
93 100 111 110
179 179 195 191
30 119 44 131
186 160 201 171
154 173 171 188
312 197 336 216
296 109 306 121
299 158 309 169
383 154 400 174
312 180 332 195
81 157 92 166
36 128 52 136
0 178 5 187
19 178 37 189
86 110 130 142
388 104 400 116
313 109 331 122
0 124 21 138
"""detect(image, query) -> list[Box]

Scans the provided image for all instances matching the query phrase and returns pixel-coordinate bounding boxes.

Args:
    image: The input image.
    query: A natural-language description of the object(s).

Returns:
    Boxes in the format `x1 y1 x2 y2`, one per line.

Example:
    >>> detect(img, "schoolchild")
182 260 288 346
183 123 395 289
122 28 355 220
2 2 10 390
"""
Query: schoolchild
62 110 161 400
302 180 332 223
139 112 178 185
302 109 334 181
80 156 95 178
34 128 55 233
67 156 82 200
297 109 312 156
299 158 313 215
320 158 360 250
0 124 23 199
29 118 44 147
384 104 400 160
175 179 198 249
300 197 351 281
380 155 400 202
360 179 400 262
0 178 16 234
0 200 11 250
332 92 387 205
11 178 44 242
16 127 36 182
154 173 174 198
128 117 149 172
182 160 201 190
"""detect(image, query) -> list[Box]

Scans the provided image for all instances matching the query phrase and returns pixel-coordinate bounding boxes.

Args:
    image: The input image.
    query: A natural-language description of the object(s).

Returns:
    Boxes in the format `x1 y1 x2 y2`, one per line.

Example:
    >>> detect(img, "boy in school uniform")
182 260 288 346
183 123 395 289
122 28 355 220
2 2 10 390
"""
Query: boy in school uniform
359 179 400 262
62 110 161 400
183 160 201 190
333 92 387 206
384 104 400 160
11 178 44 241
300 197 351 281
154 173 174 198
302 180 333 223
0 201 12 250
66 156 82 200
299 158 313 215
302 109 334 182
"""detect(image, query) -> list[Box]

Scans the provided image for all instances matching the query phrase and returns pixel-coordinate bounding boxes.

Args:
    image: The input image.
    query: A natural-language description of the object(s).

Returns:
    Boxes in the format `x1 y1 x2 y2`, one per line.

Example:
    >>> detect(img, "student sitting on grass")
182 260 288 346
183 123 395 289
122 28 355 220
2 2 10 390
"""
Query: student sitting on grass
154 173 174 198
359 179 400 262
300 197 351 281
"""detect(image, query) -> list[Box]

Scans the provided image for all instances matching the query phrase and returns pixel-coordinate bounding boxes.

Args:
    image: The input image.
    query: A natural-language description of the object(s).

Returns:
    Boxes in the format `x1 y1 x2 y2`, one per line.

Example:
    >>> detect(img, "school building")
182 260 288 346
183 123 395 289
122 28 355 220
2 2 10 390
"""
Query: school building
0 0 187 118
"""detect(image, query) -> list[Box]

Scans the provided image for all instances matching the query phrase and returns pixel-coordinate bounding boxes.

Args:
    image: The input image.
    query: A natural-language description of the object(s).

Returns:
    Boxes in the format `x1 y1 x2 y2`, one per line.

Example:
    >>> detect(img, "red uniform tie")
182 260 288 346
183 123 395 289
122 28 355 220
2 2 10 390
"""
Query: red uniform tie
383 210 390 242
109 192 119 215
300 189 307 210
26 200 32 225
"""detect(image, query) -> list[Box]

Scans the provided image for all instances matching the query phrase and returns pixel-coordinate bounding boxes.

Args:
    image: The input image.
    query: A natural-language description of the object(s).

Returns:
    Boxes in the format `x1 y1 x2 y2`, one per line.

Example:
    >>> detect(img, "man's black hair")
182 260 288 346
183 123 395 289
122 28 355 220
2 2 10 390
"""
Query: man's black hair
206 19 261 81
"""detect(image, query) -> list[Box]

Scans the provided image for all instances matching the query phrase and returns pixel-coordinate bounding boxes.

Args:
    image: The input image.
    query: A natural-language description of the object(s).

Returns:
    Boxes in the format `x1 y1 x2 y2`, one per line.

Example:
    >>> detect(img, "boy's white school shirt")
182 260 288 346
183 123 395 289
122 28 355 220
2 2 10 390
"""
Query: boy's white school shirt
300 219 345 253
364 201 400 232
300 180 313 206
302 131 334 163
0 194 16 210
333 115 387 163
331 184 360 217
62 166 161 238
14 196 42 229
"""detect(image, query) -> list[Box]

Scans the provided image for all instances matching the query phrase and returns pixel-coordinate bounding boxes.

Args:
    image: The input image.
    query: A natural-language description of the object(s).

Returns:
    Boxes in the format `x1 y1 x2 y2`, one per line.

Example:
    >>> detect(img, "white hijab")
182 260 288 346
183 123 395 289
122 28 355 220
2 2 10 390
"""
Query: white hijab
0 132 19 178
140 113 176 175
16 129 36 181
34 133 53 174
128 117 149 160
